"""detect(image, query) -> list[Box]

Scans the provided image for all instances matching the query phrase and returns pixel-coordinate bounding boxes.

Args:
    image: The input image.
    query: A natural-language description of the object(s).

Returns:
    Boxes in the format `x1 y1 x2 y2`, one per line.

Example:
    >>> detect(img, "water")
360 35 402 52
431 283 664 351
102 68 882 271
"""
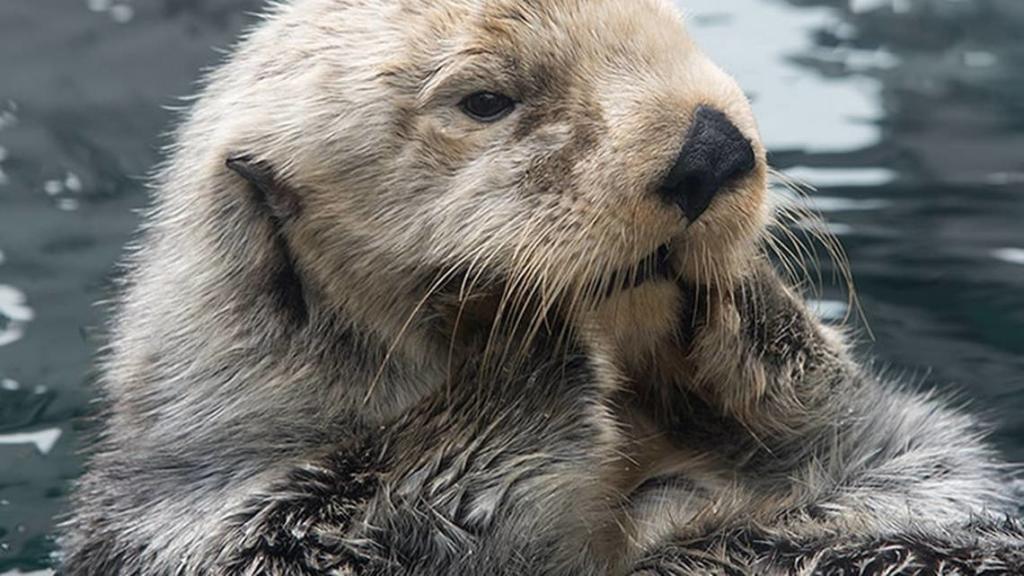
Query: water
0 0 1021 572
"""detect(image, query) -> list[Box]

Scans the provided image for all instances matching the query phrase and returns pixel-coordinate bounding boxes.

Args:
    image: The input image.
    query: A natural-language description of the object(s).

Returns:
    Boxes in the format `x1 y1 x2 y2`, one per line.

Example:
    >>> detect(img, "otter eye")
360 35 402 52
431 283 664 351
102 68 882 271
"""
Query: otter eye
460 92 516 122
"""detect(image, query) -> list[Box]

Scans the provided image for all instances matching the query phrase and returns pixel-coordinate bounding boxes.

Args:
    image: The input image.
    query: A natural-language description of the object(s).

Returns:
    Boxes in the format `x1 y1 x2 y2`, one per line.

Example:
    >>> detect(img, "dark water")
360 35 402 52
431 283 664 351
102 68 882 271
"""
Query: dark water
0 0 1021 572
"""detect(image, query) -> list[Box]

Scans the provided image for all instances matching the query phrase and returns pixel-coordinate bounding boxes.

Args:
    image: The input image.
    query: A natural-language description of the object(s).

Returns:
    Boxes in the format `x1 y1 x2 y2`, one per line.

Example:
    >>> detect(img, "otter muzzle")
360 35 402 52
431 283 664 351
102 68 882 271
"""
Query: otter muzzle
659 106 756 223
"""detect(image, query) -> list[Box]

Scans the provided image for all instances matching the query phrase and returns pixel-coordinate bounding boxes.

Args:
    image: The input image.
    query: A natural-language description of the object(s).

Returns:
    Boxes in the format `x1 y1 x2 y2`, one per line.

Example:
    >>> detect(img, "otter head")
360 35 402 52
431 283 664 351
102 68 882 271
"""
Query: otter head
219 0 767 345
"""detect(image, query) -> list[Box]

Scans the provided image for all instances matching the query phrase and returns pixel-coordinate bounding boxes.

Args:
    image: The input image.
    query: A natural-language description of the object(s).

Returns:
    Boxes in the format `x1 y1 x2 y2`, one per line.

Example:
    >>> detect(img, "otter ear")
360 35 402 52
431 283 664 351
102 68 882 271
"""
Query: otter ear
226 154 308 325
226 154 301 221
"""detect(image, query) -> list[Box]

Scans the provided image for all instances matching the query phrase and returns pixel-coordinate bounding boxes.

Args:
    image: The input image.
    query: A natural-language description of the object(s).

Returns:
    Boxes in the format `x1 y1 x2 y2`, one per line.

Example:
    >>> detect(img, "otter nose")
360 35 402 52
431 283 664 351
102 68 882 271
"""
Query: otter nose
659 106 756 223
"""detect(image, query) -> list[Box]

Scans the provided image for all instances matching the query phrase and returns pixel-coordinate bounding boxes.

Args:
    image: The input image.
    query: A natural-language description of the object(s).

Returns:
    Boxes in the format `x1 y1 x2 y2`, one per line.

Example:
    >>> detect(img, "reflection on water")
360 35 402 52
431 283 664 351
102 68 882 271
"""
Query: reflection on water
0 0 1021 571
689 0 1024 473
686 0 886 152
87 0 137 24
995 248 1024 266
0 286 34 348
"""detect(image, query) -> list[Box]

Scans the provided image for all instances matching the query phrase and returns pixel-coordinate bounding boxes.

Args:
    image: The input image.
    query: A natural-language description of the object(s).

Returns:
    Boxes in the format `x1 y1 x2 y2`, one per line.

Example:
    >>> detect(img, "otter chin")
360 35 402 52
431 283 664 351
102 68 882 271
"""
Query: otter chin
60 0 1022 574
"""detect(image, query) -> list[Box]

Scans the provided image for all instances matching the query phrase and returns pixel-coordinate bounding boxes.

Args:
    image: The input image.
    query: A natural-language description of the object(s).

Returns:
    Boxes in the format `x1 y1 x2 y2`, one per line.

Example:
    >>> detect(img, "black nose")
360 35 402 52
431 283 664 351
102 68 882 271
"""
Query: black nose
659 106 756 223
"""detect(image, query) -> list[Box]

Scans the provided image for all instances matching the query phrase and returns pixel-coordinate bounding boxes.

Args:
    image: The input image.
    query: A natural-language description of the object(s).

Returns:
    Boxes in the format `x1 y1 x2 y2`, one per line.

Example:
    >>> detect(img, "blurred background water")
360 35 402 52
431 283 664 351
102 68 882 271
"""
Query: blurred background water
0 0 1022 572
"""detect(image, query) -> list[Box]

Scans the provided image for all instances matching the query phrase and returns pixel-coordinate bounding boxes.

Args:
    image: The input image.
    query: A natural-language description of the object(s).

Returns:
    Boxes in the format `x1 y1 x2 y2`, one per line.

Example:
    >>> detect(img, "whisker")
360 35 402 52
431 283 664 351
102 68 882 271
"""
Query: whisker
364 259 472 404
768 166 871 336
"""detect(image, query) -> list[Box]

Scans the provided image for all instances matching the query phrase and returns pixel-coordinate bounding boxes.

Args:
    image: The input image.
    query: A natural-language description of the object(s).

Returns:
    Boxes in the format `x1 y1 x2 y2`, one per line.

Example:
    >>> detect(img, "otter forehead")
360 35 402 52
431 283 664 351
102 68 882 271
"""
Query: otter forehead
399 0 695 101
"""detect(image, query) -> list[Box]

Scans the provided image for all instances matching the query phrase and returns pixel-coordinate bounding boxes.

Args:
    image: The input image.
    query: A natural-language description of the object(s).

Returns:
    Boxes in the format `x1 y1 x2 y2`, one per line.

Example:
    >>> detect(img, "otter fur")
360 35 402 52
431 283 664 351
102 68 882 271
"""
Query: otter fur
60 0 1022 574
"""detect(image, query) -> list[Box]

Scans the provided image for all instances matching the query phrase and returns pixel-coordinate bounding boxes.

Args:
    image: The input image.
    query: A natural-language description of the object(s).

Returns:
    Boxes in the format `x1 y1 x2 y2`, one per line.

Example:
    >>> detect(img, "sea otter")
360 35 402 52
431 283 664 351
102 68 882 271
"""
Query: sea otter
60 0 1022 574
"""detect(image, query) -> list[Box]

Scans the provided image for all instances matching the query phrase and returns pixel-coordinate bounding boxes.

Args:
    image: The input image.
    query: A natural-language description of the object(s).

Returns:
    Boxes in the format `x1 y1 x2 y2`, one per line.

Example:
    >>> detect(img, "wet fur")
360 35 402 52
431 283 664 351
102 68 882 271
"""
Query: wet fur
60 0 1021 574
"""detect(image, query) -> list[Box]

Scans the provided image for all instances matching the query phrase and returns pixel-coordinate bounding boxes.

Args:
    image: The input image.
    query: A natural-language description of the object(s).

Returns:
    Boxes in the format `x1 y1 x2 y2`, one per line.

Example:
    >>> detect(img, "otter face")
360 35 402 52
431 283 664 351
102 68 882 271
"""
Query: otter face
228 0 768 323
395 0 768 293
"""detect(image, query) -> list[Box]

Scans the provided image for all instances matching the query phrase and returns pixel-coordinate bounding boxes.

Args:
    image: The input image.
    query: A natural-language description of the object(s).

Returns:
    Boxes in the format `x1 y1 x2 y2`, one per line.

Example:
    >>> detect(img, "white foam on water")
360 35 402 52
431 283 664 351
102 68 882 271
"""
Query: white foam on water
64 172 83 193
0 428 62 455
849 0 914 14
43 180 63 196
86 0 112 12
986 172 1024 186
0 324 25 347
892 0 912 14
0 110 16 131
809 299 850 322
963 50 997 68
0 285 35 322
798 221 855 237
809 196 892 212
57 198 81 211
0 284 34 347
992 248 1024 266
783 166 897 189
110 4 134 23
